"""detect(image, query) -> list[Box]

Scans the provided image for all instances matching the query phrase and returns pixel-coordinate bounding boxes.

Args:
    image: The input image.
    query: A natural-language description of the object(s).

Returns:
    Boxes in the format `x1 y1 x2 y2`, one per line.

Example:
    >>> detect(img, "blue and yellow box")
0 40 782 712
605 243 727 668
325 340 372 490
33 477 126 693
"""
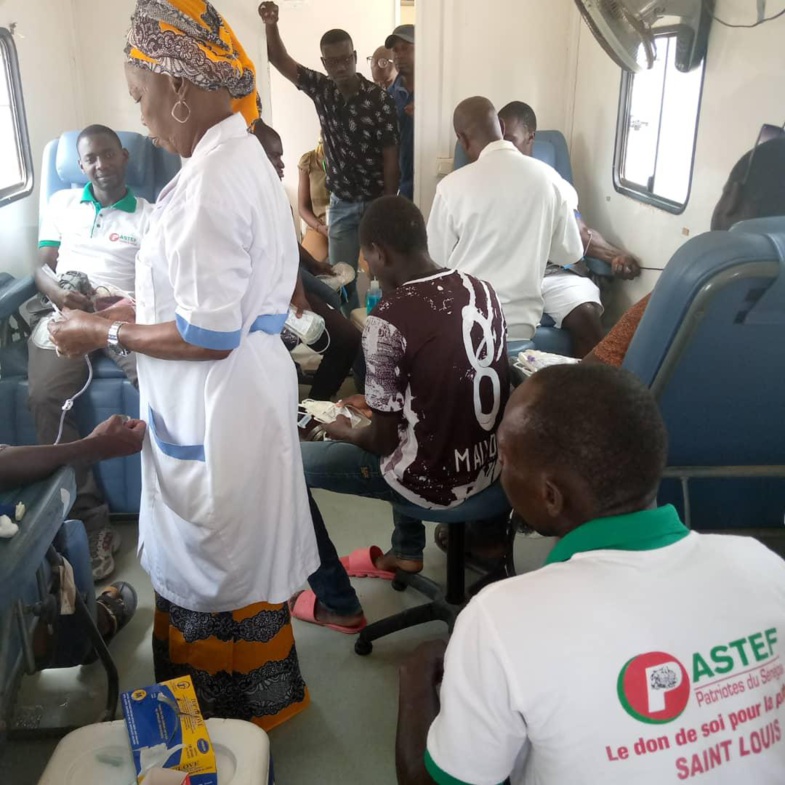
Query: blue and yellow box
121 676 217 785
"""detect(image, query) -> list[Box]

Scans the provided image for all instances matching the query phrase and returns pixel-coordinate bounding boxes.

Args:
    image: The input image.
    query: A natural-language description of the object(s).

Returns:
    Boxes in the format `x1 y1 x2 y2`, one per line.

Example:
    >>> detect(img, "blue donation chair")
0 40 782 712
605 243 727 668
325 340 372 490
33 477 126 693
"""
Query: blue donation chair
0 468 120 744
354 482 513 656
0 131 179 514
453 131 602 357
623 217 785 531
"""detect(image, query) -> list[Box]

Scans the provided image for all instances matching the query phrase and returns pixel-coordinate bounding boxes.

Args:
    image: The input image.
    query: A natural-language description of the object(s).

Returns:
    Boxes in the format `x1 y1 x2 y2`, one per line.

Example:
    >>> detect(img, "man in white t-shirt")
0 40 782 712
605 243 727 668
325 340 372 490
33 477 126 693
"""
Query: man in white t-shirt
397 364 785 785
498 100 641 357
29 124 152 581
427 96 584 346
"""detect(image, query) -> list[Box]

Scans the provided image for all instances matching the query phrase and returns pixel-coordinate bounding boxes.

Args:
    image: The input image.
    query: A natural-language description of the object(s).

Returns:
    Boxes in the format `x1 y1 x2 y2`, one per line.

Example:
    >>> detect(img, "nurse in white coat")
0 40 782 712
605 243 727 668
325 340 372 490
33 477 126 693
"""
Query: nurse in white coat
50 0 319 731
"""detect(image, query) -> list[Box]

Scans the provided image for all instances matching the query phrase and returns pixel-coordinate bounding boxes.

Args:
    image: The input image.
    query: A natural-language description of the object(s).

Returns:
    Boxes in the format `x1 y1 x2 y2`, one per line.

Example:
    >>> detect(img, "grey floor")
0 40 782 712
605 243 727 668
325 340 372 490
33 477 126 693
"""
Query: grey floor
1 492 556 785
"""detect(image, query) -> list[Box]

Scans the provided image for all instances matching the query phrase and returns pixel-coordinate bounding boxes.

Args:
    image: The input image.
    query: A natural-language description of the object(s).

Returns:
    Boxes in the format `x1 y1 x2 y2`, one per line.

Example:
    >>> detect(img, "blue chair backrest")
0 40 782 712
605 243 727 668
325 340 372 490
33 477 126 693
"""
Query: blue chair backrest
623 217 785 529
39 130 180 210
452 129 574 183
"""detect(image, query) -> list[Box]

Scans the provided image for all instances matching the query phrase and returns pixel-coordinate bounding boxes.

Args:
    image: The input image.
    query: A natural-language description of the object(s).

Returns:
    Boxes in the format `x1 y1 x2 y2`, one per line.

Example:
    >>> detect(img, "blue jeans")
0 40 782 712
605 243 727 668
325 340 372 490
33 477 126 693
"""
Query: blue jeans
301 440 426 617
328 195 369 312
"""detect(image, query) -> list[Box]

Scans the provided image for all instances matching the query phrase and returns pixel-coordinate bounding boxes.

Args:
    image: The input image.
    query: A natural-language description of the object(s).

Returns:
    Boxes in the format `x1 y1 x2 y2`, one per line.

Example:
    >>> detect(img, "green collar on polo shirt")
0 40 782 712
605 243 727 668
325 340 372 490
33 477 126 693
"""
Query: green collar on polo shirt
545 504 689 566
80 183 137 213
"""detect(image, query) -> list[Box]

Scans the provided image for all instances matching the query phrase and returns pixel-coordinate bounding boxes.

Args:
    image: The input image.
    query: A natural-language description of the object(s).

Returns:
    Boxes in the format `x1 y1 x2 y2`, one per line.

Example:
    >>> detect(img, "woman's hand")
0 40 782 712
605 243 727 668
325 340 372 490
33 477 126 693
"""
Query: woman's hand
316 222 330 238
48 308 109 357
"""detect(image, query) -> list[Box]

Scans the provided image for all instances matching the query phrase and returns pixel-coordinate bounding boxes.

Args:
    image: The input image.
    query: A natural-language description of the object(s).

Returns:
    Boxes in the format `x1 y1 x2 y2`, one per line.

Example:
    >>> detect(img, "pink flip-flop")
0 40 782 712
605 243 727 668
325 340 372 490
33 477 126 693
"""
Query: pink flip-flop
339 545 396 580
290 590 367 635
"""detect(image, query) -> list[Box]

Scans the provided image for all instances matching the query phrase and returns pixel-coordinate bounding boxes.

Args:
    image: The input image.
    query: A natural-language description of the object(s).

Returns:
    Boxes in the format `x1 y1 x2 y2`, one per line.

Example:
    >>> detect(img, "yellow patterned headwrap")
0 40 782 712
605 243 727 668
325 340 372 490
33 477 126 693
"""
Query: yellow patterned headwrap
126 0 260 126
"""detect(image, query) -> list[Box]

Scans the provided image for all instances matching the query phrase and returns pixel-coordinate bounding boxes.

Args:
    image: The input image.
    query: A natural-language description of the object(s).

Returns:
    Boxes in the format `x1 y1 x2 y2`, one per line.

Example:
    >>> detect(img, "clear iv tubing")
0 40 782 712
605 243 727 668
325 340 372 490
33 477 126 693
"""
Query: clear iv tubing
53 354 93 445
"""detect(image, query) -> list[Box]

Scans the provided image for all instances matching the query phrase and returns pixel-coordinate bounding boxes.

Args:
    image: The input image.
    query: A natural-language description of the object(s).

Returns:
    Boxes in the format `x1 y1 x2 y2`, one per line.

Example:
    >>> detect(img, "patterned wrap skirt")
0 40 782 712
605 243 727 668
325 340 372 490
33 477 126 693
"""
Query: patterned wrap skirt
153 593 309 731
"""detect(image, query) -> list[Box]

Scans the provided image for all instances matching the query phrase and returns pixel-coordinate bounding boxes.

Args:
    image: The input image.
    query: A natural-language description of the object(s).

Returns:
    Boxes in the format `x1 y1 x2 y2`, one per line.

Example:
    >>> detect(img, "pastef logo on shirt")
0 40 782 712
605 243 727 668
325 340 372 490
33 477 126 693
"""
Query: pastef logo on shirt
109 232 139 245
618 652 691 724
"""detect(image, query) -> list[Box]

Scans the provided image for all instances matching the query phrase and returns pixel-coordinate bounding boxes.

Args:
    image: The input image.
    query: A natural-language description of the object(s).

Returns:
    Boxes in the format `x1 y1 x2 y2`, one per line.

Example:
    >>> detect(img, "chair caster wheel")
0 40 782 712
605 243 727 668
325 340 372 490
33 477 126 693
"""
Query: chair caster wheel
355 638 373 656
391 578 407 592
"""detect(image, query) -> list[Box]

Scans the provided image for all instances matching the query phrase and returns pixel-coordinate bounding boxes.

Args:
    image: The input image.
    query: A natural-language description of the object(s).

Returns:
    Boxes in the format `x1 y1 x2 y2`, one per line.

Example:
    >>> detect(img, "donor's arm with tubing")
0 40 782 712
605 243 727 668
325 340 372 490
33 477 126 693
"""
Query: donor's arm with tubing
0 416 146 492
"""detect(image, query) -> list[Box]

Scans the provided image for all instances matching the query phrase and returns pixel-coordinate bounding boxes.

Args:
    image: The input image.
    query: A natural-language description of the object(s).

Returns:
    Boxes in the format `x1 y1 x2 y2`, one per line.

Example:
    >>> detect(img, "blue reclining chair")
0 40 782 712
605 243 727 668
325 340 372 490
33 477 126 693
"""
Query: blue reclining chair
0 131 179 514
0 469 120 742
623 216 785 530
453 131 594 356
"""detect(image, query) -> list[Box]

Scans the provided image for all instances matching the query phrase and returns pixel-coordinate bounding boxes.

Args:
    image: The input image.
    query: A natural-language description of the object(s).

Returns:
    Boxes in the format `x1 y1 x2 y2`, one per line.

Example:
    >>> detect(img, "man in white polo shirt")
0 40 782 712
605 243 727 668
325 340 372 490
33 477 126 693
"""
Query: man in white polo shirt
397 365 785 785
29 124 152 581
427 96 583 348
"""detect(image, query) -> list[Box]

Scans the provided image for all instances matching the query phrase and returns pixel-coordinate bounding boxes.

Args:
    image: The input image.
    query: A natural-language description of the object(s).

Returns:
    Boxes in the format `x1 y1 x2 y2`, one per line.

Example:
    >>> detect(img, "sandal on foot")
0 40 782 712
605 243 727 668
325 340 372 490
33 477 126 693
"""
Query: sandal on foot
96 581 137 643
290 590 366 634
84 581 137 664
339 545 397 580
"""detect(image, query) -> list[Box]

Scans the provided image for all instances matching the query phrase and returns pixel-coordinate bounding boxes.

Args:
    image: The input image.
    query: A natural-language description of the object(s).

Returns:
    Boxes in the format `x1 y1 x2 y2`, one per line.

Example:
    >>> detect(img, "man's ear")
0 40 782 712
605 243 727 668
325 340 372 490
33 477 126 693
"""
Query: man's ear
456 131 470 155
373 242 389 268
498 117 506 137
542 476 565 519
121 148 130 165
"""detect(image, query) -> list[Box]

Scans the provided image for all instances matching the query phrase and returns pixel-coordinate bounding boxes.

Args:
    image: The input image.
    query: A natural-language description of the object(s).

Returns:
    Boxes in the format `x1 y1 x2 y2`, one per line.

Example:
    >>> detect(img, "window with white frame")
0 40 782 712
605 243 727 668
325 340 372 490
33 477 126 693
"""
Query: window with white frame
0 27 33 208
614 34 706 214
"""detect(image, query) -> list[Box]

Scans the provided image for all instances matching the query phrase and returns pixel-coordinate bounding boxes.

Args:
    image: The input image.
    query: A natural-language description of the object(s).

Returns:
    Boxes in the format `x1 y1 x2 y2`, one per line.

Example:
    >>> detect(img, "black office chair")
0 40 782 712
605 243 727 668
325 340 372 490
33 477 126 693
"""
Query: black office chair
354 481 514 655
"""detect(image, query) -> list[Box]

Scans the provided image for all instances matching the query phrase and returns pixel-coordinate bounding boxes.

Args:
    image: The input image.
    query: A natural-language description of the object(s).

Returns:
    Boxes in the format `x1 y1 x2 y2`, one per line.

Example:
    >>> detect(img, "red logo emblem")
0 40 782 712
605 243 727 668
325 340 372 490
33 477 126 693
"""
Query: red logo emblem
109 233 120 242
617 652 691 724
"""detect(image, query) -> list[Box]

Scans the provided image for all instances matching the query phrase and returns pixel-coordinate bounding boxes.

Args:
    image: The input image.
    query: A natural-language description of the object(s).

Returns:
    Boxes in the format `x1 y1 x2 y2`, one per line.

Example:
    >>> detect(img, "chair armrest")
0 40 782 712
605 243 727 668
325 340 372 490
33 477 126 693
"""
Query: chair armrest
0 275 37 321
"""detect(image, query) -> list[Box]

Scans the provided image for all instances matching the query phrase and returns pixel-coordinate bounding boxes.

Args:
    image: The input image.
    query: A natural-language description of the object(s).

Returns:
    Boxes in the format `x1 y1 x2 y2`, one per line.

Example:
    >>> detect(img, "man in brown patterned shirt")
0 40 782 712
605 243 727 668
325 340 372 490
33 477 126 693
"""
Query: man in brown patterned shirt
291 197 509 633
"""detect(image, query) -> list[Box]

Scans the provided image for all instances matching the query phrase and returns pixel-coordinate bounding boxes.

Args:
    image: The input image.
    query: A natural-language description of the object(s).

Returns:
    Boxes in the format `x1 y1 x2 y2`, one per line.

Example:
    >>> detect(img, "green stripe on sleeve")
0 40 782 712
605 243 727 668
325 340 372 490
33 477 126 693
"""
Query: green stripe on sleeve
38 240 61 249
424 749 490 785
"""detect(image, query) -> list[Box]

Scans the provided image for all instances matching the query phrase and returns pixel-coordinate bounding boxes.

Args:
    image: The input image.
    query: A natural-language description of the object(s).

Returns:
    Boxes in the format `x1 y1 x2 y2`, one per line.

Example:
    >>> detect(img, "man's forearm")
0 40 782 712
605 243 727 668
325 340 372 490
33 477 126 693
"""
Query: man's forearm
582 225 624 263
34 266 61 303
0 441 103 492
396 668 440 785
340 422 384 455
265 22 289 71
383 146 401 196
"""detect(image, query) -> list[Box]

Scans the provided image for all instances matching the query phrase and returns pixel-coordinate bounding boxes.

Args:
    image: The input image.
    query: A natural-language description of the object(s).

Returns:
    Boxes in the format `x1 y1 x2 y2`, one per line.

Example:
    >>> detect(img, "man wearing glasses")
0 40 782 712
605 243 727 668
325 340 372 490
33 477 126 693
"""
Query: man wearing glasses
367 46 397 90
386 24 416 200
260 2 400 310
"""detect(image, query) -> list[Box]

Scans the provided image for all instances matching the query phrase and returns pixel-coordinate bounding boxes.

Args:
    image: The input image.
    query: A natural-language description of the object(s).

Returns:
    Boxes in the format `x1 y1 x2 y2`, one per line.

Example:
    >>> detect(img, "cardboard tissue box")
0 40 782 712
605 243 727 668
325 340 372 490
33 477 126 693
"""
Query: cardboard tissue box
122 675 217 785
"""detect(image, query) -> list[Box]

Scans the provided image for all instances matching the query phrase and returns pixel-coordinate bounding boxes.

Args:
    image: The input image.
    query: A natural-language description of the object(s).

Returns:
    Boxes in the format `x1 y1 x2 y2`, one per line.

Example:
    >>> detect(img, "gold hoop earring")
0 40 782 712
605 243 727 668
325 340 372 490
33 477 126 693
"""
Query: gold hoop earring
171 99 191 124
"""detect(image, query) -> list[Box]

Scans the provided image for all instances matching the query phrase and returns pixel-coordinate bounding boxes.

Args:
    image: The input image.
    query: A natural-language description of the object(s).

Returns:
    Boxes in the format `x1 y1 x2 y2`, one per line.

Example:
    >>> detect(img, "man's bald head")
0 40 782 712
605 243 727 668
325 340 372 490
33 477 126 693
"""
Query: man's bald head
370 45 396 87
498 365 668 536
453 96 503 163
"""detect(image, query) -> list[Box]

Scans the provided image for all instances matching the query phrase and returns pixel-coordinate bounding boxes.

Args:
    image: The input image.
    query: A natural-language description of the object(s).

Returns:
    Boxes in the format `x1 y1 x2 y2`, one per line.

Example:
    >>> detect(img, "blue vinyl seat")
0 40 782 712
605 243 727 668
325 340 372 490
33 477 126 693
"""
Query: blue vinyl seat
0 131 179 514
0 469 120 741
623 217 785 530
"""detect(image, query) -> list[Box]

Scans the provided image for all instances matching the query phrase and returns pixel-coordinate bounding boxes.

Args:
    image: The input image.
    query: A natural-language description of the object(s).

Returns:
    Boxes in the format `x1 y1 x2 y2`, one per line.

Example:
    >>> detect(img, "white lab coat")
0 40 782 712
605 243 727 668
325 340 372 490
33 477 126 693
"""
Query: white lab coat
134 114 319 613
